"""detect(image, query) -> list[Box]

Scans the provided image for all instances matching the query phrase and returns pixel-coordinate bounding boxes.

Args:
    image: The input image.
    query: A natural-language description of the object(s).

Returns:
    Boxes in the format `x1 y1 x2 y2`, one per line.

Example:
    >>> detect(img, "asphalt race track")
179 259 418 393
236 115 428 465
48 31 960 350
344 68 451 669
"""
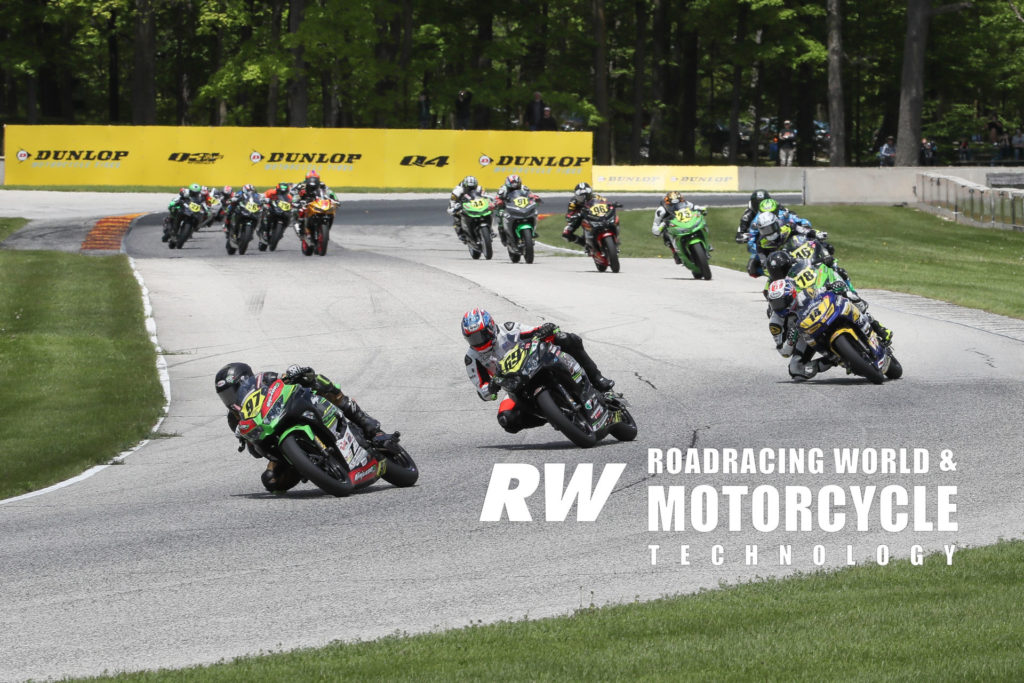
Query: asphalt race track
1 194 1023 681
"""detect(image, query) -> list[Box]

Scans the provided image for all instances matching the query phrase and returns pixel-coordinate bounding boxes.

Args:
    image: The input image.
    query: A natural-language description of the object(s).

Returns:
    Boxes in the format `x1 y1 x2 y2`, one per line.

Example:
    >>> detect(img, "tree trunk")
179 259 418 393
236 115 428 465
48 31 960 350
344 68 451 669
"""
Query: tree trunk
630 0 647 163
680 26 699 164
131 0 156 124
648 0 668 162
266 0 282 125
108 10 120 122
288 0 308 127
895 0 930 166
593 0 610 164
826 0 846 166
727 5 748 163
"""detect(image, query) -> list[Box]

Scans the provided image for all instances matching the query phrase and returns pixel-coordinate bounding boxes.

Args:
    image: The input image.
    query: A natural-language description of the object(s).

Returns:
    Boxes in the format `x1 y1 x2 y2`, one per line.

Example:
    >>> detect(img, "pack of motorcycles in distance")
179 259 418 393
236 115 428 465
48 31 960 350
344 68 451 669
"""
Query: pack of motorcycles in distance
161 183 336 256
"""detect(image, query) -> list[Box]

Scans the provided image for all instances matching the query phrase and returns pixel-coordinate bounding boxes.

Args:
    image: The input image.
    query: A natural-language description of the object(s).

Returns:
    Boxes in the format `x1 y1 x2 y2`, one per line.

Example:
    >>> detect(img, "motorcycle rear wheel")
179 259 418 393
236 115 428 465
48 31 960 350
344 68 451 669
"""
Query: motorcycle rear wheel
833 334 885 384
536 388 597 448
602 235 620 273
377 444 419 487
280 435 354 497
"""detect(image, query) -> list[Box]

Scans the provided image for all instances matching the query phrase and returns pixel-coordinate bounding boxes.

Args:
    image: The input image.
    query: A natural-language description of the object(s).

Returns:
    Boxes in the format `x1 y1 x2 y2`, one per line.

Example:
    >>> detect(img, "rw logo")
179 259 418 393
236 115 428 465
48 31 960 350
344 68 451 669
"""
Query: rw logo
479 463 626 522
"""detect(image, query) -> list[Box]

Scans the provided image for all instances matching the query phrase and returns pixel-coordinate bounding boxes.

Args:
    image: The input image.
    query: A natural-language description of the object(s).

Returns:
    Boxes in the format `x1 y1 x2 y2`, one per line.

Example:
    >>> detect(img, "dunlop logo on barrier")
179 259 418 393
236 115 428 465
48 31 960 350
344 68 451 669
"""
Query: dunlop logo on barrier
486 155 591 168
168 152 222 164
23 149 129 162
265 152 363 164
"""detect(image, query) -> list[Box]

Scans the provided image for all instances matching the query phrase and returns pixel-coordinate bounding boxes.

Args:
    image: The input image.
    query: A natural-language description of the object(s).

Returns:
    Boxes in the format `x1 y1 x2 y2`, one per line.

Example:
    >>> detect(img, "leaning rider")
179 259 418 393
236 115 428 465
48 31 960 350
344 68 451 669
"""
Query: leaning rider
651 191 708 263
461 308 615 434
162 183 208 242
214 362 391 492
561 181 614 249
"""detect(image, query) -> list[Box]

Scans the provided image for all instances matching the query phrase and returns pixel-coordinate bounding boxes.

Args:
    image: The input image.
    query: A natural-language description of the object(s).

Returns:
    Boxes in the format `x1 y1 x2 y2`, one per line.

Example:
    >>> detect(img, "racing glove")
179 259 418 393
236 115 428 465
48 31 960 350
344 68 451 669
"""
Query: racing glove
283 364 316 386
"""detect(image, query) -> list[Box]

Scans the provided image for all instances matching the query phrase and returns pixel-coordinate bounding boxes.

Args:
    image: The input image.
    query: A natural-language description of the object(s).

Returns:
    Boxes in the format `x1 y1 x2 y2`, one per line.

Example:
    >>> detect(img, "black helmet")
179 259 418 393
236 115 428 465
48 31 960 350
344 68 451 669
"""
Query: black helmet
749 189 771 211
215 362 254 409
766 250 795 280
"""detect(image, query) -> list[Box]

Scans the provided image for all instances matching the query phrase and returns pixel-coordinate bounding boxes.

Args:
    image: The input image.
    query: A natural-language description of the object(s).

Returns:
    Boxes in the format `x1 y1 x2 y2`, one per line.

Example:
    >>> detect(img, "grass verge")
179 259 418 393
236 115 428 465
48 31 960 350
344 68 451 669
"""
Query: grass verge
537 205 1024 319
0 217 164 499
78 541 1024 681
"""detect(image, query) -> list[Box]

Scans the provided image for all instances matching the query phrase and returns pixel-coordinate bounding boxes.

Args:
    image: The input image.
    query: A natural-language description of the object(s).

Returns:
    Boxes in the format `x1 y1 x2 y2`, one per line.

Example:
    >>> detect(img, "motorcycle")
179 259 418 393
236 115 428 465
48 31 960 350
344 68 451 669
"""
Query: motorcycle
166 199 205 249
299 197 337 256
261 196 293 252
203 192 226 228
499 190 540 264
458 196 496 260
225 193 261 256
235 377 419 496
662 207 713 279
490 335 637 448
774 281 903 384
580 199 623 273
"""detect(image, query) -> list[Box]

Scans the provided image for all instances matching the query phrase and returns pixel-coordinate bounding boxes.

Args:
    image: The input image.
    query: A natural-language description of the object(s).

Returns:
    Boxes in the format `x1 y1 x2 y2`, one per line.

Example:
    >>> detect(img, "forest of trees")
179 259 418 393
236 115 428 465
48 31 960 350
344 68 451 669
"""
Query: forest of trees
2 0 1024 166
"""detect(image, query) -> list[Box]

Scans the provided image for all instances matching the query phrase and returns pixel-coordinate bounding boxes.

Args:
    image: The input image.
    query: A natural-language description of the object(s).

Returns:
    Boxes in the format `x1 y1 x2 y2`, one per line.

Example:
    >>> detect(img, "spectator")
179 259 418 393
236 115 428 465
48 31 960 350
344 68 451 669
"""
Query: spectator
919 137 936 166
417 93 433 129
878 135 896 167
525 91 546 131
986 113 1004 145
454 89 473 130
1013 128 1024 161
997 130 1012 163
777 120 797 166
536 106 558 131
956 138 972 163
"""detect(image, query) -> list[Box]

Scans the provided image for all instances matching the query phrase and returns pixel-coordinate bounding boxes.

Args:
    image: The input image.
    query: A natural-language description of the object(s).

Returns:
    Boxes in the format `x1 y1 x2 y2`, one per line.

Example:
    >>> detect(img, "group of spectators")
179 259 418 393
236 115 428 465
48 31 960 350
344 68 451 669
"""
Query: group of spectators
416 89 559 131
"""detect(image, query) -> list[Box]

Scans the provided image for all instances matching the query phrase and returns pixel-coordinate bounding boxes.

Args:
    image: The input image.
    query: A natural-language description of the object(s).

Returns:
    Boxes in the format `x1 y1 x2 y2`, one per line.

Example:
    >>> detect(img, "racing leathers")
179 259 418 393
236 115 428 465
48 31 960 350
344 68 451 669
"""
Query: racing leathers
562 194 611 248
162 187 209 241
464 322 614 433
226 366 387 492
746 214 827 278
448 182 491 241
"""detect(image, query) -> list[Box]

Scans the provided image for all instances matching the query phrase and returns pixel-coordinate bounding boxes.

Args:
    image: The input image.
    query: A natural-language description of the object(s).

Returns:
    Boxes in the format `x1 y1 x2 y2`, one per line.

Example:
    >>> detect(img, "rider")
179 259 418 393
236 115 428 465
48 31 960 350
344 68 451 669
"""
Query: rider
561 181 612 248
651 191 708 263
764 278 842 382
214 362 391 492
764 249 893 344
447 175 489 242
735 189 790 243
162 182 208 242
461 308 615 434
295 171 337 235
745 209 827 277
216 185 235 228
493 174 539 245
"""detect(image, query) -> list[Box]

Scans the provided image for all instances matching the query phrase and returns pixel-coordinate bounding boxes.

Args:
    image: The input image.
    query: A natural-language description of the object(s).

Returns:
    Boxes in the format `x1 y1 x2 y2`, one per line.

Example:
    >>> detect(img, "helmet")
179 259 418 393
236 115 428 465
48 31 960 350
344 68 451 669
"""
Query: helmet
749 189 770 210
305 169 320 180
754 211 783 246
215 362 254 410
242 183 255 193
505 174 522 191
462 175 479 192
766 250 795 280
189 183 201 193
663 191 683 211
766 278 800 313
759 198 779 214
222 185 233 195
461 308 498 351
573 182 593 204
305 176 321 190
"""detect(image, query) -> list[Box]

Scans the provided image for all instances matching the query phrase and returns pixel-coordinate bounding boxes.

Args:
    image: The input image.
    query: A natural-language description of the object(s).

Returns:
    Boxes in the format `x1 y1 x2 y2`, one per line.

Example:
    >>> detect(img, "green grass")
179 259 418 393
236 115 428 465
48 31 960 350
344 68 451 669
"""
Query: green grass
0 218 164 498
78 541 1024 681
537 205 1024 319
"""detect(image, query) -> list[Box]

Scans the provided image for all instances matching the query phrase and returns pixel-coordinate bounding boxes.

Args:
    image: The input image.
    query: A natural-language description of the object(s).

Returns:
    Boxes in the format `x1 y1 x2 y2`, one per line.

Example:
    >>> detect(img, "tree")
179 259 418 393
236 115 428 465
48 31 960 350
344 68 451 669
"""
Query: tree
827 0 847 165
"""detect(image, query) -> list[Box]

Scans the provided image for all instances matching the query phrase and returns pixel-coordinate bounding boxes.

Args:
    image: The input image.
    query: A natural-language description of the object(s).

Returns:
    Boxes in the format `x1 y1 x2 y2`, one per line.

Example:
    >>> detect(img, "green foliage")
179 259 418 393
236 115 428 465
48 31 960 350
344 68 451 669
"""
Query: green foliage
0 0 1016 163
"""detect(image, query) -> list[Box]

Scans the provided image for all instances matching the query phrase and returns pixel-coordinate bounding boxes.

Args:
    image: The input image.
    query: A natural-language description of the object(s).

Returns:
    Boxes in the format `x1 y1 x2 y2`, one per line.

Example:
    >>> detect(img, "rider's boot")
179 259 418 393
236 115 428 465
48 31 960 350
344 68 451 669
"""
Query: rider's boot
871 320 894 345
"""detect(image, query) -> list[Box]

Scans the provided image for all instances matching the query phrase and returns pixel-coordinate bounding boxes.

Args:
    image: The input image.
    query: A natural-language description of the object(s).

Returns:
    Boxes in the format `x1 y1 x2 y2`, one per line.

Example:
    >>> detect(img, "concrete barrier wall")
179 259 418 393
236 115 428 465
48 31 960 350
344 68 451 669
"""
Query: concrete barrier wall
737 165 999 204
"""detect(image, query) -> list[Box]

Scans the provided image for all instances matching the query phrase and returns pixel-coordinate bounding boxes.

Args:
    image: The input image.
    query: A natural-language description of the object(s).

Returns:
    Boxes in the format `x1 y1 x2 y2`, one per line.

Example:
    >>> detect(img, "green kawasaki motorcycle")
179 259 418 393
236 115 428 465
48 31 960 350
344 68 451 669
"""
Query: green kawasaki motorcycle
235 378 418 496
662 207 713 279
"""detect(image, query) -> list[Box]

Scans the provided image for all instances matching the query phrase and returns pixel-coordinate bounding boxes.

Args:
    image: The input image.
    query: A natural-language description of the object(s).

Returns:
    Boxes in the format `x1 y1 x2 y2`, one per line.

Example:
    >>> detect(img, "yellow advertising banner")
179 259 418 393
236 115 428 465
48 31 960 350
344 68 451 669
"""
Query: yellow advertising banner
3 125 593 191
593 165 739 192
